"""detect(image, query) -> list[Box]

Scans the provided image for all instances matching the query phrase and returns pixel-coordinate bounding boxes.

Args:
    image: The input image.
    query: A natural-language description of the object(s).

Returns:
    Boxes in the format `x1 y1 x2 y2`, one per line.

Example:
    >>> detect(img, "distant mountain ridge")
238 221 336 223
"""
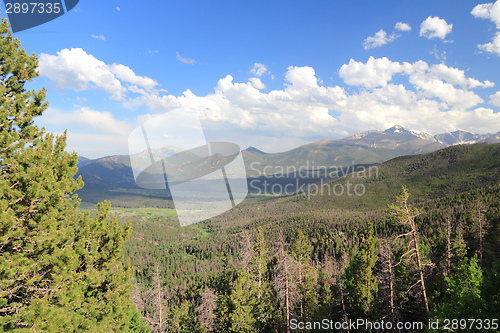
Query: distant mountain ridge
75 126 500 202
434 130 500 146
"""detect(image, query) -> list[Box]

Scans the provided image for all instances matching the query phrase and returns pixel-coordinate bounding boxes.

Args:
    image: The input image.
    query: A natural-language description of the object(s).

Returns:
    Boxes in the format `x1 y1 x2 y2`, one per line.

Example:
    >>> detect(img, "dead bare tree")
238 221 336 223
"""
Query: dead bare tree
273 235 299 333
471 199 487 266
143 264 168 332
239 230 254 272
331 248 349 333
389 186 429 314
196 287 217 332
377 241 401 331
444 217 452 276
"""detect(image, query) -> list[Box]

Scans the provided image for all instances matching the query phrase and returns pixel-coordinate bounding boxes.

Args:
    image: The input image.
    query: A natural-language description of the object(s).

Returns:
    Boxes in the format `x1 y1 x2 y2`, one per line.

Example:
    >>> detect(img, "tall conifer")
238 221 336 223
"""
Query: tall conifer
0 17 141 331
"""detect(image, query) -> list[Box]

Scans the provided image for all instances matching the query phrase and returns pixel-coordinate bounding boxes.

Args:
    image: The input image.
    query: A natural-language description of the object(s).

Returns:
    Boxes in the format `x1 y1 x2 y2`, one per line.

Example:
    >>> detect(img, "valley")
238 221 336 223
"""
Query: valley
78 138 500 332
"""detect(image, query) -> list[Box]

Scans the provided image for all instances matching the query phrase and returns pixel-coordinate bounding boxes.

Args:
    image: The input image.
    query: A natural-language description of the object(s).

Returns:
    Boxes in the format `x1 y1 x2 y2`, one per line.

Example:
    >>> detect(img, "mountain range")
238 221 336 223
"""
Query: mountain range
75 126 500 202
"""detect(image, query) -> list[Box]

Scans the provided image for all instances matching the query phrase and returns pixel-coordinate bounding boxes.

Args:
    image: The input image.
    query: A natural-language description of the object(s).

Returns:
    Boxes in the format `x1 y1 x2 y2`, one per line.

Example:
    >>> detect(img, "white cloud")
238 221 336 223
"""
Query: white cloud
472 1 500 27
250 63 268 76
424 63 493 89
39 48 158 100
249 77 266 90
472 1 500 56
109 64 158 90
490 91 500 106
419 16 453 39
91 34 106 41
339 57 409 88
339 57 492 94
130 61 497 143
395 22 411 31
116 7 120 11
477 31 500 55
363 29 398 50
39 48 126 100
176 52 196 64
40 49 500 157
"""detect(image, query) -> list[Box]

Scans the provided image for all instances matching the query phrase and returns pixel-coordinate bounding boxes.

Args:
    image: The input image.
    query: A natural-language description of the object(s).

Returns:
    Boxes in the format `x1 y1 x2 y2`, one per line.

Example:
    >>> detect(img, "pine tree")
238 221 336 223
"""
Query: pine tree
168 300 201 333
343 223 378 318
229 270 257 333
434 255 484 319
470 199 488 266
248 227 277 331
213 246 234 333
0 17 140 331
289 230 314 320
250 227 268 300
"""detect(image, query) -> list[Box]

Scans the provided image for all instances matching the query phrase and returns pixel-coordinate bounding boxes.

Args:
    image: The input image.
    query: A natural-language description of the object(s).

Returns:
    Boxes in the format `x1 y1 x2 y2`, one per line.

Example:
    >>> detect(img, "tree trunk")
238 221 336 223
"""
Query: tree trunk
156 265 163 333
410 220 429 314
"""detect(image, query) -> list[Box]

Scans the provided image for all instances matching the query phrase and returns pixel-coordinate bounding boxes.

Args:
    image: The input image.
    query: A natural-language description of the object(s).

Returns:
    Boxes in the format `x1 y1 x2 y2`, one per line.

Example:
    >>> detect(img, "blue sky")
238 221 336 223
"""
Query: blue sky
3 0 500 158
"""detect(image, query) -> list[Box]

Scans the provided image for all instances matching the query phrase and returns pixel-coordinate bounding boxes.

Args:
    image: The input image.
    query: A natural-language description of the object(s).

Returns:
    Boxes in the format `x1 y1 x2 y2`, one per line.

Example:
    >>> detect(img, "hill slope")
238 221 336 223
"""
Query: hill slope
302 142 500 211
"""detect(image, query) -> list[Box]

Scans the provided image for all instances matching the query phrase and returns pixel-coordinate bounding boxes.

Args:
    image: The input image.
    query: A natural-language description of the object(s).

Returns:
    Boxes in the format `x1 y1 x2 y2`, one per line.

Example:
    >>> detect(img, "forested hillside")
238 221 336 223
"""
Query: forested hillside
123 142 500 332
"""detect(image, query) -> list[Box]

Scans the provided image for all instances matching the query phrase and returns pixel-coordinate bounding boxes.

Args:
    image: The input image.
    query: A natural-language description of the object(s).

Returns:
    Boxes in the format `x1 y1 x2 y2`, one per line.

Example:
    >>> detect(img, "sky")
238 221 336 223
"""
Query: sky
3 0 500 158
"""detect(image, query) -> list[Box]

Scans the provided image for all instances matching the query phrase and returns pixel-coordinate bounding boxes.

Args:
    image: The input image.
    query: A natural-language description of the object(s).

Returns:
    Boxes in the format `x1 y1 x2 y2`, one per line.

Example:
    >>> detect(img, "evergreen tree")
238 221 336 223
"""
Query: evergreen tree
314 266 335 323
434 255 484 319
250 227 268 300
0 17 140 331
248 227 277 331
482 259 500 318
289 230 311 264
343 223 378 318
289 230 315 320
213 246 234 333
168 300 201 333
229 270 257 333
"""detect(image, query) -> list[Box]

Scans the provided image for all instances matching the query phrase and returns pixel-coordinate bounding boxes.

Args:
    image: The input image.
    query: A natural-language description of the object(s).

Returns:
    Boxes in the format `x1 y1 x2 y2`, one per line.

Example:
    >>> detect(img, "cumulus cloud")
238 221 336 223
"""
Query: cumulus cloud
395 22 411 31
250 63 268 76
176 52 196 64
363 30 398 50
419 16 453 39
249 77 266 90
40 49 500 154
109 64 158 90
91 34 106 41
339 57 492 110
38 48 158 100
128 60 497 141
477 31 500 55
472 0 500 56
472 1 500 27
39 48 126 100
339 57 409 88
490 91 500 106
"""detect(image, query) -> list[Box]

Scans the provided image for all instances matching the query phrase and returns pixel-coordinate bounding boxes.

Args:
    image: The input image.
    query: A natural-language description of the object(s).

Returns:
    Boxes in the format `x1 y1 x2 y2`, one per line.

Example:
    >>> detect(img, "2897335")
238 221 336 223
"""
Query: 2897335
5 2 61 14
442 318 498 330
